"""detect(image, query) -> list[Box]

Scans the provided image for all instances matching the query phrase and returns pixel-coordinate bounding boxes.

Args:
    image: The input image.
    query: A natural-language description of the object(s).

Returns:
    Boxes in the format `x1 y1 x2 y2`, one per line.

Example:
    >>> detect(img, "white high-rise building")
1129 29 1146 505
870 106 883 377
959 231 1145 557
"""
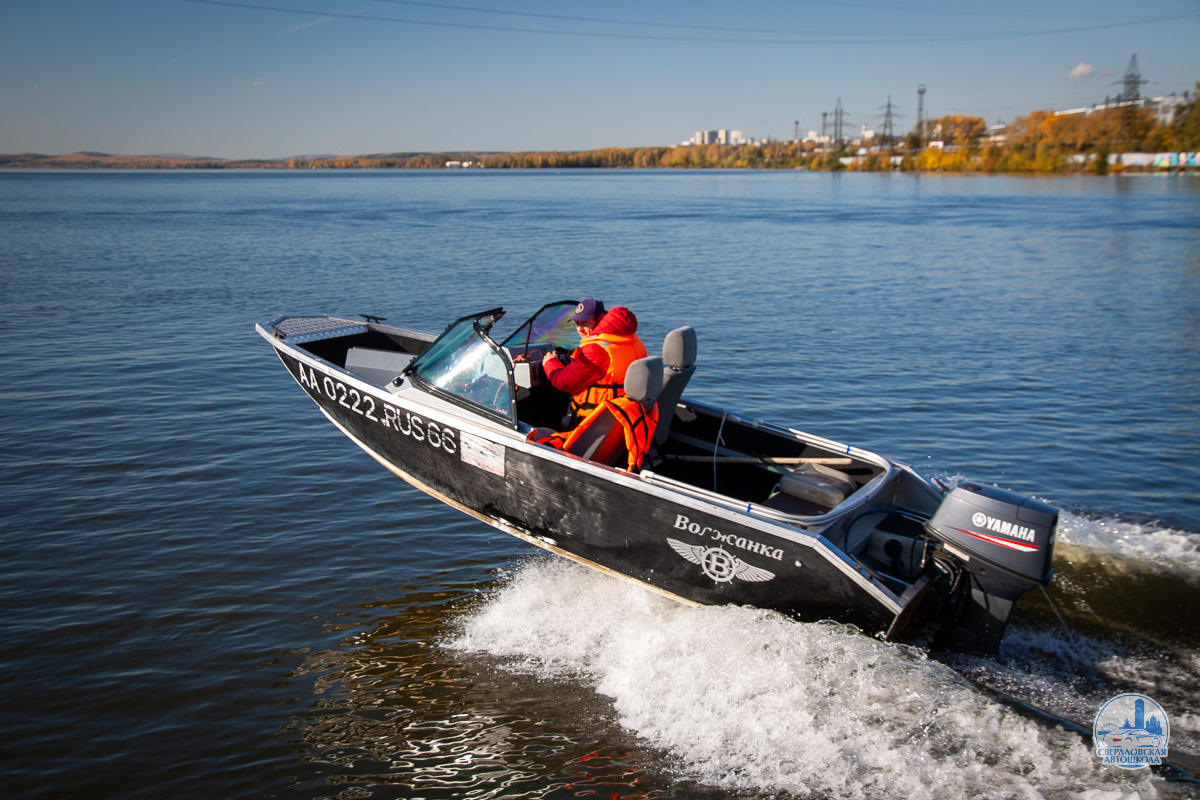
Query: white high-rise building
690 129 749 145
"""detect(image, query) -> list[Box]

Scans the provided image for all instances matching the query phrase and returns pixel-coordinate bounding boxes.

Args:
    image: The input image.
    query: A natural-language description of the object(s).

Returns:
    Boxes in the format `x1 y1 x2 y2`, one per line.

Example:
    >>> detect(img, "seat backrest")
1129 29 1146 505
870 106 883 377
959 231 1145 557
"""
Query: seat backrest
653 326 697 446
567 357 662 466
623 355 663 405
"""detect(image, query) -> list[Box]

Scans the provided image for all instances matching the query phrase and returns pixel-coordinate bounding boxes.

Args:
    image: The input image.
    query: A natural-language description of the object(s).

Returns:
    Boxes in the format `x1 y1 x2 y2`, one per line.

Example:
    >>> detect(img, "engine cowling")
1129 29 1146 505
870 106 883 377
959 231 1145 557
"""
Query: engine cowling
925 482 1058 652
927 482 1057 591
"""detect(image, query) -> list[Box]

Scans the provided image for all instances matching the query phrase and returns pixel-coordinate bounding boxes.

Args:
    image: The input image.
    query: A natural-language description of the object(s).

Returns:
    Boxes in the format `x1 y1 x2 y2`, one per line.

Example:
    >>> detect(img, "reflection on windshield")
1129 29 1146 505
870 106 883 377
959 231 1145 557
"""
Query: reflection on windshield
412 318 513 419
502 303 579 353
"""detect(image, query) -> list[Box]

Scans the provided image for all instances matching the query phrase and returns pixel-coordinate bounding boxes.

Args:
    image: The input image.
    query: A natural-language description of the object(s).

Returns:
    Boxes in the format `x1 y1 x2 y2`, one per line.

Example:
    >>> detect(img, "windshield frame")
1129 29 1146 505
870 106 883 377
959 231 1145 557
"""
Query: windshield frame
500 300 580 356
405 309 519 428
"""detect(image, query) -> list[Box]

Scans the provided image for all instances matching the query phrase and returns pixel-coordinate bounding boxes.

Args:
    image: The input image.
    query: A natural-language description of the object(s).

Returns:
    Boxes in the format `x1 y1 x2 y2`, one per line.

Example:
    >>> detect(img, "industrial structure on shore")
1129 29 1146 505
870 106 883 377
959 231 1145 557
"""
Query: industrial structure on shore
683 55 1189 152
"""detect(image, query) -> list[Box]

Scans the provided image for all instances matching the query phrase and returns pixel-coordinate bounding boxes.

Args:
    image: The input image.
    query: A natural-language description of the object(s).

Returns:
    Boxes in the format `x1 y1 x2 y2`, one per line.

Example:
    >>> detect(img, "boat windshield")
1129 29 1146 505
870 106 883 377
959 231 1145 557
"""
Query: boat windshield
409 311 515 423
501 301 580 354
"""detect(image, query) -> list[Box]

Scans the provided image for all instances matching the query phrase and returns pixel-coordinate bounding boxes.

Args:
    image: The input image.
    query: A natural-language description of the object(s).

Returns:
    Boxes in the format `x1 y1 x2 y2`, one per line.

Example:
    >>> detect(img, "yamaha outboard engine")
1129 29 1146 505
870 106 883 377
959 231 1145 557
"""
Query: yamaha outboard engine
925 482 1058 653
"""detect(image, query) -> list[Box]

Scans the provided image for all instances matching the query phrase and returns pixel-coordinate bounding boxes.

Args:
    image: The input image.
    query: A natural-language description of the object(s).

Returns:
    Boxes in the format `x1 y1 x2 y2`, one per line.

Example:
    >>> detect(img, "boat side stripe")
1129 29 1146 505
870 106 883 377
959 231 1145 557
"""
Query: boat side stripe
950 526 1039 553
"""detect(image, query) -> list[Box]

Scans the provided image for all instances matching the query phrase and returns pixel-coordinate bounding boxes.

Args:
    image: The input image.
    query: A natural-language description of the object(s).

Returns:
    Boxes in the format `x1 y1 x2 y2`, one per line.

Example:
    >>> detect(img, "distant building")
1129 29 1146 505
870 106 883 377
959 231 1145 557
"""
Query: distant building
688 129 750 146
1056 92 1190 126
1150 93 1190 125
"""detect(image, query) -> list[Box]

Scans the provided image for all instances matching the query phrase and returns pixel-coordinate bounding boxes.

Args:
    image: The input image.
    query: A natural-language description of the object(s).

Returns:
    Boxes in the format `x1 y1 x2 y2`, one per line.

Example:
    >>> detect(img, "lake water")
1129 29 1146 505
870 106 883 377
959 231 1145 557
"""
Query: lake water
1 169 1198 799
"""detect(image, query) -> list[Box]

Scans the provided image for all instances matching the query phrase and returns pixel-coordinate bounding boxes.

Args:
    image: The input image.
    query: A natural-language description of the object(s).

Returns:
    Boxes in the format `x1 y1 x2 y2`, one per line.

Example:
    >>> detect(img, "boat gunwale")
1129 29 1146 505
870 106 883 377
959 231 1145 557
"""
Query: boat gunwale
257 319 906 537
258 319 916 614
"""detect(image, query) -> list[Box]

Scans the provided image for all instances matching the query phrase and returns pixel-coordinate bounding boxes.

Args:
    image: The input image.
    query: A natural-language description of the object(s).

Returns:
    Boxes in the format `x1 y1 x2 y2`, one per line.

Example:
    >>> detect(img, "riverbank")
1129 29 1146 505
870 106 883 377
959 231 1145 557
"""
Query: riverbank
6 85 1198 174
2 147 1198 173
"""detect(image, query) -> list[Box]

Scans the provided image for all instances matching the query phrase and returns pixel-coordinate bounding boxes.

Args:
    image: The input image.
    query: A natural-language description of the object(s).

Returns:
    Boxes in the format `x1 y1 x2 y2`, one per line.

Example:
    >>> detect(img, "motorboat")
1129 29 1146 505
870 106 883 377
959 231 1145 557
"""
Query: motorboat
256 303 1058 653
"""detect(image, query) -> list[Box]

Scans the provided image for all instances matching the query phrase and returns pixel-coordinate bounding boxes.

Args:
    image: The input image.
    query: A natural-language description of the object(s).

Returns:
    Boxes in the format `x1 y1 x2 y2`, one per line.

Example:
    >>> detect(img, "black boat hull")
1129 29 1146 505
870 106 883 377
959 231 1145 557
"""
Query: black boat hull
275 348 902 635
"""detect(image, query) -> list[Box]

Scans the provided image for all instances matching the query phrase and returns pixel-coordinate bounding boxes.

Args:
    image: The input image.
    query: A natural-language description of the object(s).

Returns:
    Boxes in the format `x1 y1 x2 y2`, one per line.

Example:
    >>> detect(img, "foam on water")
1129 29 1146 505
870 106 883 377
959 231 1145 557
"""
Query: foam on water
450 558 1166 799
1054 512 1200 576
947 623 1200 756
932 473 1200 578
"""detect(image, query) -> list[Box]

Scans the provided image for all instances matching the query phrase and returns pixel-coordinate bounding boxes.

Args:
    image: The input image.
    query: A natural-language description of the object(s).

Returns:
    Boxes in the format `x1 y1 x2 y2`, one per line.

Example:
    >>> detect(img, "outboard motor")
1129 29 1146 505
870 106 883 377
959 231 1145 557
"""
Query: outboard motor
925 482 1058 653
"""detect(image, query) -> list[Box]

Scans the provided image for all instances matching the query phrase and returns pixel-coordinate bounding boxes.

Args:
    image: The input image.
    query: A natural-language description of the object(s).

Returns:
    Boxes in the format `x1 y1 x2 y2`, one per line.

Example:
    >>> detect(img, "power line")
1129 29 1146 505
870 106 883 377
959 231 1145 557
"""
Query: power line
177 1 1200 46
775 0 1139 21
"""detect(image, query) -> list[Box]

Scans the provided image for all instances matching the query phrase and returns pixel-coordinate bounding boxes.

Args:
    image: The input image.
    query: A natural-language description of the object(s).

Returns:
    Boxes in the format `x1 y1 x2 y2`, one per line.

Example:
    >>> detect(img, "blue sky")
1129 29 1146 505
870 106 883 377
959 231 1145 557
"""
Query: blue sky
1 0 1197 159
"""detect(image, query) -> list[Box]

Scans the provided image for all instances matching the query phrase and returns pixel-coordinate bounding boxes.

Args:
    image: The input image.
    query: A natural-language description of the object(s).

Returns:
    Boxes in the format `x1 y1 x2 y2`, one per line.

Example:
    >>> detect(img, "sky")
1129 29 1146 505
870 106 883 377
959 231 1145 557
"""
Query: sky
1 0 1198 159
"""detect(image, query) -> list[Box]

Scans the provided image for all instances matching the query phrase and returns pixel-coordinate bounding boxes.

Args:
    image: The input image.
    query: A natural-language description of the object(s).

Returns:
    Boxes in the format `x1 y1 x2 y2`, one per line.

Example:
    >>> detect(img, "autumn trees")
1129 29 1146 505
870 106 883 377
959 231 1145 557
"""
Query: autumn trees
10 87 1197 174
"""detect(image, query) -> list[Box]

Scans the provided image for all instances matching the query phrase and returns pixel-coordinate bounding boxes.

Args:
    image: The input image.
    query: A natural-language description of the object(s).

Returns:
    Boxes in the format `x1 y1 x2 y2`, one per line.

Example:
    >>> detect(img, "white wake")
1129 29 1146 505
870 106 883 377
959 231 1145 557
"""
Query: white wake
450 558 1166 799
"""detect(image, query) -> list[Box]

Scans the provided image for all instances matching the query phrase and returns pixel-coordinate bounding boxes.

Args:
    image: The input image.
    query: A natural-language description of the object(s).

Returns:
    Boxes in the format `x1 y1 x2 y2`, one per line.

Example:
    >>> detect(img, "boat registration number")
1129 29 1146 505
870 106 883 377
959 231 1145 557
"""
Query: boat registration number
297 362 459 455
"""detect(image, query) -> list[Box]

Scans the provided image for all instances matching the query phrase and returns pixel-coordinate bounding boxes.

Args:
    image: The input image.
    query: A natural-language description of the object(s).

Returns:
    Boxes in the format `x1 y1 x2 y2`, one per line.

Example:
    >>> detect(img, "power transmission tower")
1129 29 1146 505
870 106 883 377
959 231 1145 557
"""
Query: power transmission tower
833 97 845 146
794 120 799 141
1113 53 1149 104
821 111 828 143
916 84 926 146
1112 54 1150 145
878 96 898 148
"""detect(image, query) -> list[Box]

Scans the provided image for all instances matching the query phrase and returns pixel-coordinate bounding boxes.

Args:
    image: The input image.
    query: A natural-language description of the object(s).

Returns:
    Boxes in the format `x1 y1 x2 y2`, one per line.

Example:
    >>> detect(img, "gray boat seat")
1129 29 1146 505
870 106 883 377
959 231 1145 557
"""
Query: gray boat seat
777 463 856 509
345 347 414 386
653 326 697 446
562 357 663 467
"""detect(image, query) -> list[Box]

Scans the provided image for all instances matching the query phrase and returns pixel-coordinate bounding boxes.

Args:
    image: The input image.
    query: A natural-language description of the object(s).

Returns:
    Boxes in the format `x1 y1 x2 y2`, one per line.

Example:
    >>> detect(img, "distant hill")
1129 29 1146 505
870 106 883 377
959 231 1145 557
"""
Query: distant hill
0 152 255 169
0 150 512 169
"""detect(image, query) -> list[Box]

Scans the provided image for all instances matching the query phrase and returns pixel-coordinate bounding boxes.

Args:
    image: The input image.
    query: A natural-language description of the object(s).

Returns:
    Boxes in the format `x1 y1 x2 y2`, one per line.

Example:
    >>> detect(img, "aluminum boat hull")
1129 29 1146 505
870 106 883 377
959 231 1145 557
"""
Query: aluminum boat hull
257 311 1057 652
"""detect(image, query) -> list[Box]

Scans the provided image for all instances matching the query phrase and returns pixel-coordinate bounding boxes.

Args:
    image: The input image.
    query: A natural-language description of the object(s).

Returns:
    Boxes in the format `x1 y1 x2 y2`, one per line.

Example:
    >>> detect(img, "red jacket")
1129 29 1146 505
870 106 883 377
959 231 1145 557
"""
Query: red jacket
544 306 646 405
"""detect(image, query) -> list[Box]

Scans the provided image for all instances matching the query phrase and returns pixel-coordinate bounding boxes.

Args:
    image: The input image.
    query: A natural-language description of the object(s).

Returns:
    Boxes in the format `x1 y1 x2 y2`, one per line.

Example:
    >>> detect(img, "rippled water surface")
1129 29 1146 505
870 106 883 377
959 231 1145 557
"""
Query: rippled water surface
1 170 1198 799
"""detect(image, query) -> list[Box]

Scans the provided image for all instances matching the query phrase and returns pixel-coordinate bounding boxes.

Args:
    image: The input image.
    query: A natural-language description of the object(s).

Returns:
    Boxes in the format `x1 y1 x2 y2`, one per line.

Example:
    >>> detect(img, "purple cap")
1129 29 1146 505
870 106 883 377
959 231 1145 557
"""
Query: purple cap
571 298 605 323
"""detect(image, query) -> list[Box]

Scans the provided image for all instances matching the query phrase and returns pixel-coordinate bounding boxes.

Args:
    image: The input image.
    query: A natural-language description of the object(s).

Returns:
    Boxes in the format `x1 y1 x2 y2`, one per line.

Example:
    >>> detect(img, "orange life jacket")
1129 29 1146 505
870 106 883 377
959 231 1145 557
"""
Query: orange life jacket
540 396 658 472
569 332 648 421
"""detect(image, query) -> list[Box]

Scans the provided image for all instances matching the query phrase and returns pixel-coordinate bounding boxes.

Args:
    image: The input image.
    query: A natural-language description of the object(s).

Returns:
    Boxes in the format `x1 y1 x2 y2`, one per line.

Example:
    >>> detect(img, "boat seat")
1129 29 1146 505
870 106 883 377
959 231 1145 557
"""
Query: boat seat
653 326 697 446
763 463 857 514
565 357 663 467
780 462 856 507
345 347 414 386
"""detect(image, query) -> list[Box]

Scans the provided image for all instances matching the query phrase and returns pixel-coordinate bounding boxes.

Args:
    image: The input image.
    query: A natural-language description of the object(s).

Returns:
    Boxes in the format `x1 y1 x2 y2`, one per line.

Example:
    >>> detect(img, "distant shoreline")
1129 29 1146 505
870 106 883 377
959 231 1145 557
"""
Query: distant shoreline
2 144 1197 174
7 89 1199 174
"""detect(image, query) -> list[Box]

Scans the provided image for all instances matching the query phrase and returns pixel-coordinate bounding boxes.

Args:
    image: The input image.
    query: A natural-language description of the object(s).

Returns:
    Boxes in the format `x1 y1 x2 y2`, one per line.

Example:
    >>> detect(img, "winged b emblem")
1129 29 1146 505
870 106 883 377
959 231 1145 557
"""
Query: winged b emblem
667 538 776 584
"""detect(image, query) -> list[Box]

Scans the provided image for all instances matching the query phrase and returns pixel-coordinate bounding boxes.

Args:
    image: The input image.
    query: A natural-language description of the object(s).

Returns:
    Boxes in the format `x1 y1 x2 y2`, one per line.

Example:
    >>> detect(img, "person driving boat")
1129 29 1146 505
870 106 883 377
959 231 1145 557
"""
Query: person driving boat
540 298 648 429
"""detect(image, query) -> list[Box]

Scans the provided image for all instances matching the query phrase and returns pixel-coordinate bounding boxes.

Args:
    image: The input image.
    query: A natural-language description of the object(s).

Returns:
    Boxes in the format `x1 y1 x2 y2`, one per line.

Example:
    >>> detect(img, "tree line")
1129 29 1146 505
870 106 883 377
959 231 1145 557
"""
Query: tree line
5 83 1197 173
283 85 1200 174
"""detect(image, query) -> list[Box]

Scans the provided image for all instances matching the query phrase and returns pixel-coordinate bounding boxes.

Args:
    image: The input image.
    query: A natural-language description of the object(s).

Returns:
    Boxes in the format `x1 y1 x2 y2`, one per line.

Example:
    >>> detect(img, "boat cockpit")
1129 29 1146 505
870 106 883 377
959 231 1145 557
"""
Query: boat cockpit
270 303 892 524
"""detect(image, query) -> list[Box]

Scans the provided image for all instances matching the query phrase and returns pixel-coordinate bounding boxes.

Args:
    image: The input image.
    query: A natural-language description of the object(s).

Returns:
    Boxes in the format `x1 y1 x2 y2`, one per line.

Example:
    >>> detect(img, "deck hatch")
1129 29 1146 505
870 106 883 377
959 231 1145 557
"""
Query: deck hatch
268 315 368 343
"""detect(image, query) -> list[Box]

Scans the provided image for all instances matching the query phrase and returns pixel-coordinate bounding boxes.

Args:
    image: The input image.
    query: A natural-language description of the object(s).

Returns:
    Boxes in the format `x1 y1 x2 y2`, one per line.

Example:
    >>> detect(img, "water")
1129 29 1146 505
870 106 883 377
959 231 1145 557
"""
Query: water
1 169 1198 799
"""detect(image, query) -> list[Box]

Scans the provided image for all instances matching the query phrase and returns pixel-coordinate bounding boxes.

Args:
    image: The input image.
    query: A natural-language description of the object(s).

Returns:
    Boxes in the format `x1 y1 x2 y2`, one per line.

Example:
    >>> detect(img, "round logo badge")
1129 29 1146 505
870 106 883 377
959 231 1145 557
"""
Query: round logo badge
1094 693 1170 769
700 547 738 582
